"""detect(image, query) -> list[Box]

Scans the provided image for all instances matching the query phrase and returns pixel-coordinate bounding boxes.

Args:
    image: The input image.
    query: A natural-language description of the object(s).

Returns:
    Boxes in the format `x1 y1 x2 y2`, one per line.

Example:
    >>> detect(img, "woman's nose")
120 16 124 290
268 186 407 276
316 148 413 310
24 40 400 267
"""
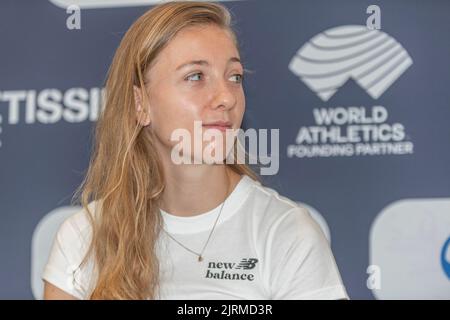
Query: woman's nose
211 79 237 110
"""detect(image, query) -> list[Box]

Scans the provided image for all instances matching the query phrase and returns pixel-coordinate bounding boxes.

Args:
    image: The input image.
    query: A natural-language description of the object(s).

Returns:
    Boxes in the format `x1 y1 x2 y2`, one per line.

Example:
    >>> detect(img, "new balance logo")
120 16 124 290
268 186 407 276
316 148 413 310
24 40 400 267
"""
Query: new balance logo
235 258 259 270
205 258 259 281
289 25 413 101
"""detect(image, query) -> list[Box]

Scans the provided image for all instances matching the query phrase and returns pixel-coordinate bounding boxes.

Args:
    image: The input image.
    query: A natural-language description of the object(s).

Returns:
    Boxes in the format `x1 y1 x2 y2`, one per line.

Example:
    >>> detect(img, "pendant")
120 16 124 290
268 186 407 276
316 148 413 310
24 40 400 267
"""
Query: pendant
198 255 203 262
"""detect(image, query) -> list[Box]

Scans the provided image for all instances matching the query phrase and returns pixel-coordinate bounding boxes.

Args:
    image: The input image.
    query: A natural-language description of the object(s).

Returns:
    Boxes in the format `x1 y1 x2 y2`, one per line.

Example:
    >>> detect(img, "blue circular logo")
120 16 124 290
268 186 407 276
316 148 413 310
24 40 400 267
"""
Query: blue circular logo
441 237 450 280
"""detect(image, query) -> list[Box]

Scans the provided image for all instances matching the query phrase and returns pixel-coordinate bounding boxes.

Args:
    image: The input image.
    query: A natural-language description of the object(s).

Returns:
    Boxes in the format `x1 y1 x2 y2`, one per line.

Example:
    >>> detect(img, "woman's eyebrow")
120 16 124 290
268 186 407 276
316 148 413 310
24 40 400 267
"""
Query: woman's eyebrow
175 57 242 71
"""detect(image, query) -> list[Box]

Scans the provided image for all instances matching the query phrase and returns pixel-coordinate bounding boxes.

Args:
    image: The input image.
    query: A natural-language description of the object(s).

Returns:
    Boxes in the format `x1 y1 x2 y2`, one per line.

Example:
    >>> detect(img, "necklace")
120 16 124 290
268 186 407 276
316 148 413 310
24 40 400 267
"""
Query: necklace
162 178 230 263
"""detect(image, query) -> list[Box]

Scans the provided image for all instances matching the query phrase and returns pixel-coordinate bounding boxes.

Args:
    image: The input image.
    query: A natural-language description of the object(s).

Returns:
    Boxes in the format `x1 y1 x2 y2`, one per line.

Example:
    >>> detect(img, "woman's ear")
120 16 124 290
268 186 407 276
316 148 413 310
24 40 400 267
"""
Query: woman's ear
133 85 151 127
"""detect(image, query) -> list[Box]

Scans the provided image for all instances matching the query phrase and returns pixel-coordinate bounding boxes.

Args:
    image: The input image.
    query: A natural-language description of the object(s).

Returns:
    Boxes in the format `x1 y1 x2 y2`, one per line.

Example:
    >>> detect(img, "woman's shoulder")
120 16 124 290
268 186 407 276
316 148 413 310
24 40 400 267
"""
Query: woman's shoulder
56 200 100 247
43 201 100 299
245 177 320 238
247 177 308 216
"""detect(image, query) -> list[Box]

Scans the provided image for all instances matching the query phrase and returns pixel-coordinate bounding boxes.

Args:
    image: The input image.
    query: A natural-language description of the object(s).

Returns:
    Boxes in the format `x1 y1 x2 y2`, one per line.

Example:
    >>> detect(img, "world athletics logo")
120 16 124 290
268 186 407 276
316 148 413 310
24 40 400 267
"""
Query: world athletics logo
288 25 413 101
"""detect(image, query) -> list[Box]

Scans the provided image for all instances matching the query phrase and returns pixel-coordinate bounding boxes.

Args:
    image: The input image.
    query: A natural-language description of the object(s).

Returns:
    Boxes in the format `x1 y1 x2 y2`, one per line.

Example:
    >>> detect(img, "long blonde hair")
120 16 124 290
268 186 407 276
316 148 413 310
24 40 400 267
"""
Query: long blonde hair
71 0 261 300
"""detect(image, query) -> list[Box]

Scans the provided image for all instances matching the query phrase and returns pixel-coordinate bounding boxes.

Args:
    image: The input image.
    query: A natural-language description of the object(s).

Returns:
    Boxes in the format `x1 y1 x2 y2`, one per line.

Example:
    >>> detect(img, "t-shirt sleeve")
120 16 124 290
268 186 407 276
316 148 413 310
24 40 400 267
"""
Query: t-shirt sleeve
41 212 92 299
267 206 349 300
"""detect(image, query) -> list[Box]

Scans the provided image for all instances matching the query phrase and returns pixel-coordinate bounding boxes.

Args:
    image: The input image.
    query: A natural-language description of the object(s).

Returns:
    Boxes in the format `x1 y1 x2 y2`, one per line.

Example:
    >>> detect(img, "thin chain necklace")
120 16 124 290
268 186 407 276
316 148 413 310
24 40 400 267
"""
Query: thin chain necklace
162 178 230 263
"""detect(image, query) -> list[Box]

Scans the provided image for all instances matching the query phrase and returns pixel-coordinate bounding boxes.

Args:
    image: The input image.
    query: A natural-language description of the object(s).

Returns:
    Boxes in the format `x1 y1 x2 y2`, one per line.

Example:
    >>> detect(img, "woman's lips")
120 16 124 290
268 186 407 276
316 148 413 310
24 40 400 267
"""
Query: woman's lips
202 120 233 132
202 124 232 132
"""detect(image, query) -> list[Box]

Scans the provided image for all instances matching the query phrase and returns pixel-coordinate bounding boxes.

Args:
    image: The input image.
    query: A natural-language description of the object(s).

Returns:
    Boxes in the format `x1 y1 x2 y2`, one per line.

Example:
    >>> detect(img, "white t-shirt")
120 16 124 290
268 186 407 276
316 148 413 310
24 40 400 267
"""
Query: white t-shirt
42 174 349 300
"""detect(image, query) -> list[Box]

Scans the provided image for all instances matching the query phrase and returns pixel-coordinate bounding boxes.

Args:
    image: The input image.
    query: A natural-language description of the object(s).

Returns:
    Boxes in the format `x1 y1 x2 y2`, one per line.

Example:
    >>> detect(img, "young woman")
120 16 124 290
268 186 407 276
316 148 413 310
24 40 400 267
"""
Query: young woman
42 1 348 300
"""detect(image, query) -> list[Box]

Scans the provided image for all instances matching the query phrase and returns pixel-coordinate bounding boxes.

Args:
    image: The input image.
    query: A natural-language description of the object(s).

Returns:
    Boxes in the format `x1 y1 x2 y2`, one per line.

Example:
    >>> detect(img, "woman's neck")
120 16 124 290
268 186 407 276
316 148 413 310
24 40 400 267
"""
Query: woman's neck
159 164 242 217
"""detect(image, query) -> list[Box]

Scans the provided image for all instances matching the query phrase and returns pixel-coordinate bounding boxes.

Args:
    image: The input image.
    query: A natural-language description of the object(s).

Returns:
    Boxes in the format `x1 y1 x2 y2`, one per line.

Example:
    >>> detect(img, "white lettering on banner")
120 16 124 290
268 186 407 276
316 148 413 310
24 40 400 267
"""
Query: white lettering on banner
287 106 414 158
0 87 104 149
313 106 388 125
0 88 103 125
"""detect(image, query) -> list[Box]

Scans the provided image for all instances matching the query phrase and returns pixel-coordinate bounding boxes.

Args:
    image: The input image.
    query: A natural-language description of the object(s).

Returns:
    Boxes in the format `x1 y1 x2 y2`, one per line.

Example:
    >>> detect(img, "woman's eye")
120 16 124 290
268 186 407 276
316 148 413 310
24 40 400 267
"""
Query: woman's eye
184 73 243 83
185 73 203 82
230 74 244 83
